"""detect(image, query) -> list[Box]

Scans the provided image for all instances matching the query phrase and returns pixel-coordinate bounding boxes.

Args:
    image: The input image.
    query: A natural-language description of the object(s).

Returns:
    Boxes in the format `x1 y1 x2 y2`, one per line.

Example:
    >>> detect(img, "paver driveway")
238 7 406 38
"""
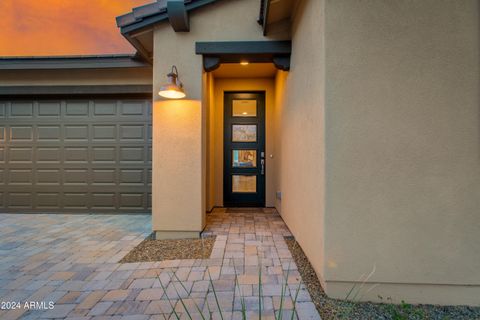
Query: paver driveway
0 209 320 319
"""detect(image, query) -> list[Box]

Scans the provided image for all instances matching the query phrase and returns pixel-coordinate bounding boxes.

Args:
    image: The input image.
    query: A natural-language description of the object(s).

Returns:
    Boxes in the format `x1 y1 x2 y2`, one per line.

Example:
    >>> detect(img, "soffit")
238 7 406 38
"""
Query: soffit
212 63 277 78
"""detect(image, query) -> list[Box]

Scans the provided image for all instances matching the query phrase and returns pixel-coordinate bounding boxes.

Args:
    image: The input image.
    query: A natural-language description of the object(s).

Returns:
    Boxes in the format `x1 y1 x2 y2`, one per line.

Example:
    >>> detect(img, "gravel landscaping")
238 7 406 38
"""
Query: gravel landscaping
285 238 480 320
120 235 216 263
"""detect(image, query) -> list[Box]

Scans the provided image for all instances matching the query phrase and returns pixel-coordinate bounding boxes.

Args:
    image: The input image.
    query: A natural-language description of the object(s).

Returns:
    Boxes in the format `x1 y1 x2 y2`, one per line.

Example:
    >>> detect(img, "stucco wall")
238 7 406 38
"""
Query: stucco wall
151 0 479 305
275 0 326 286
323 0 480 304
206 73 216 212
0 68 152 85
152 0 286 236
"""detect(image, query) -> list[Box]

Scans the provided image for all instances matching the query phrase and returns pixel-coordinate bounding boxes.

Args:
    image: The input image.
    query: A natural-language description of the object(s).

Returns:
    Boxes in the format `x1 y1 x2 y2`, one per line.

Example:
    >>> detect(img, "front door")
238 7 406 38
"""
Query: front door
224 92 265 207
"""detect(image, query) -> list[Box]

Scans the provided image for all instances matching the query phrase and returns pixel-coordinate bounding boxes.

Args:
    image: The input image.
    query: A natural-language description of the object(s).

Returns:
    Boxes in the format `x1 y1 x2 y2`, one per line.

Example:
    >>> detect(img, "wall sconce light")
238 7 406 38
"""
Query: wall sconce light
158 65 186 99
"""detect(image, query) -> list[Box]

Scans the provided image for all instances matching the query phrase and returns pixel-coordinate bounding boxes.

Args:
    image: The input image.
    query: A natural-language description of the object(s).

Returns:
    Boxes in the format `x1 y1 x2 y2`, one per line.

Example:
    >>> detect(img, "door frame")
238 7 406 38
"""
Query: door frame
223 91 266 207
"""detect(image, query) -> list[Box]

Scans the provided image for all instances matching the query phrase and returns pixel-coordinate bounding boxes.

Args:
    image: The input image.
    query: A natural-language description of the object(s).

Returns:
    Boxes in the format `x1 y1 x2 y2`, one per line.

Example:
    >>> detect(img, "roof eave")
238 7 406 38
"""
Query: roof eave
0 55 152 70
118 0 222 62
119 0 217 35
120 12 169 35
123 33 154 64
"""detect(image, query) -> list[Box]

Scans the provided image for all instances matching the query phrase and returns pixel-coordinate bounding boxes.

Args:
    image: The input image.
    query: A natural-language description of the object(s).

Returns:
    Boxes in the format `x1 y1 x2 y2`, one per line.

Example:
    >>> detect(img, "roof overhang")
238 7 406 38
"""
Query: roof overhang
0 85 152 98
0 54 150 70
258 0 296 36
117 0 220 62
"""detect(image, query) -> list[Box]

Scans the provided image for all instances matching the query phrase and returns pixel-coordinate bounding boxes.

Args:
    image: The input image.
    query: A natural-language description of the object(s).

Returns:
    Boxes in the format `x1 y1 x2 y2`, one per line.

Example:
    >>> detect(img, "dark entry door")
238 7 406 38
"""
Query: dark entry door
224 92 265 207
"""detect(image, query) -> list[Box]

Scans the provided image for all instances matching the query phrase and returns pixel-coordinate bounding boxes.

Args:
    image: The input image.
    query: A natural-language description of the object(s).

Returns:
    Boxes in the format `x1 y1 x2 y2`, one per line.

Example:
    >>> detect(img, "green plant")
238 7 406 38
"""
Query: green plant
233 260 247 320
384 300 427 320
207 267 224 320
337 264 379 319
156 271 181 320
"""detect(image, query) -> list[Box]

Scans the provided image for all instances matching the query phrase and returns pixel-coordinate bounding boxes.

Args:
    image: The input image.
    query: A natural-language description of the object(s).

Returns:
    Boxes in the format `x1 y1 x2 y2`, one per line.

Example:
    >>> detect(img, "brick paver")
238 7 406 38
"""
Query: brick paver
0 209 320 319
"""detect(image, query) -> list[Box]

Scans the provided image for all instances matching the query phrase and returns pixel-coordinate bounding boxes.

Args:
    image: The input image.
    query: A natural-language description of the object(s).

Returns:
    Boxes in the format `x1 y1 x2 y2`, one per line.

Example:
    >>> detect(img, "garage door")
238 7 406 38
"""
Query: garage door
0 99 152 213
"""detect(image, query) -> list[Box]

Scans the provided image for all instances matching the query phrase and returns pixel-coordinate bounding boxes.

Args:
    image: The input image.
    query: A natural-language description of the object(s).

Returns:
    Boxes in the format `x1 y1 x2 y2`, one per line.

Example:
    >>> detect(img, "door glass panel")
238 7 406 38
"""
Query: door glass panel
232 150 256 168
232 125 256 142
232 175 256 193
233 100 257 117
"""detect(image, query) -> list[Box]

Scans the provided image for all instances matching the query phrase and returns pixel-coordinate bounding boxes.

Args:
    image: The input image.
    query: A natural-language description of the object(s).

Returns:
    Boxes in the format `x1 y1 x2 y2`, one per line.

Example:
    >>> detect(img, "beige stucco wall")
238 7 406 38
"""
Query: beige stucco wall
152 99 204 238
152 0 287 236
206 73 216 212
273 72 284 213
322 0 480 304
211 78 277 208
151 0 479 305
274 0 326 286
0 68 152 85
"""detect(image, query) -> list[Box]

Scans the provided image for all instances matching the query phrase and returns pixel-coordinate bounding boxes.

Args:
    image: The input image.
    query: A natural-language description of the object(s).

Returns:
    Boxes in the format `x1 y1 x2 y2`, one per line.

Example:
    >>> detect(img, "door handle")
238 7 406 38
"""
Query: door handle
261 159 265 175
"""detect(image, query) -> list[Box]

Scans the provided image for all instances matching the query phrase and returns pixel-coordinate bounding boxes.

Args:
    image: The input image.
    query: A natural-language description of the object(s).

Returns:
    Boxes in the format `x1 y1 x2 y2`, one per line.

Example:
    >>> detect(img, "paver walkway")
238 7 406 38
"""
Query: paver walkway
0 209 320 320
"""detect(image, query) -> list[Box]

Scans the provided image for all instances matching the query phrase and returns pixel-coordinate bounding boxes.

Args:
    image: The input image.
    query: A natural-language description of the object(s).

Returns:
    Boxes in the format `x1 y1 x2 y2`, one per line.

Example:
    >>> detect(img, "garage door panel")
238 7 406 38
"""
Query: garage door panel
9 147 33 163
64 193 89 209
121 101 144 116
147 125 152 141
147 169 152 185
92 193 116 209
10 102 34 118
36 193 60 209
65 125 89 141
93 125 117 141
92 147 116 163
147 147 152 163
120 169 145 185
37 147 61 163
37 126 61 141
0 98 151 213
65 101 89 117
64 147 89 163
36 169 61 185
64 169 88 185
92 169 116 185
8 169 33 185
94 101 117 116
119 193 144 209
38 102 61 118
10 126 33 141
120 147 144 163
120 125 144 141
8 192 33 208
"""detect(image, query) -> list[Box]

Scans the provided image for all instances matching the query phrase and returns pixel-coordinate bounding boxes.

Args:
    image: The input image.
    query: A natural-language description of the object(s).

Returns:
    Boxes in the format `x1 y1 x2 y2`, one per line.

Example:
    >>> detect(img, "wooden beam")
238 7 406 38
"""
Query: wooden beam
167 0 190 32
203 56 221 72
272 56 290 71
196 41 291 55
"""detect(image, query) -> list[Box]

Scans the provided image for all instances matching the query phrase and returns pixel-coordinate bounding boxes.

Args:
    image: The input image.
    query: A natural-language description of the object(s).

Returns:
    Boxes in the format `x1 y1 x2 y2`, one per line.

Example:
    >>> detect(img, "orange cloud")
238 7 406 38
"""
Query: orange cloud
0 0 150 56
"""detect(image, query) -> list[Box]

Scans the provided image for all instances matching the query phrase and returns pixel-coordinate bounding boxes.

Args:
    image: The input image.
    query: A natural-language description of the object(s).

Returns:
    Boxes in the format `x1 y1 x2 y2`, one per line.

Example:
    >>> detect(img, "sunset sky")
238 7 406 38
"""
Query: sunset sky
0 0 150 56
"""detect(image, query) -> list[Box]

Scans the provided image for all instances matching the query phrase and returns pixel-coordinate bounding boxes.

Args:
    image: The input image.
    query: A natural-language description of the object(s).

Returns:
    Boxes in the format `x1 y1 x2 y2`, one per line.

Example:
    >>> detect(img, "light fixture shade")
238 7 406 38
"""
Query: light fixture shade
158 65 186 99
159 84 186 99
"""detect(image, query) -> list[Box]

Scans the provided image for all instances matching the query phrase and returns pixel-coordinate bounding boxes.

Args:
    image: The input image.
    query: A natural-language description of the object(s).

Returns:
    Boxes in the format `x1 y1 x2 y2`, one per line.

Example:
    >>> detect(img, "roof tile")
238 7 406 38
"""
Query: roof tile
132 1 165 20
